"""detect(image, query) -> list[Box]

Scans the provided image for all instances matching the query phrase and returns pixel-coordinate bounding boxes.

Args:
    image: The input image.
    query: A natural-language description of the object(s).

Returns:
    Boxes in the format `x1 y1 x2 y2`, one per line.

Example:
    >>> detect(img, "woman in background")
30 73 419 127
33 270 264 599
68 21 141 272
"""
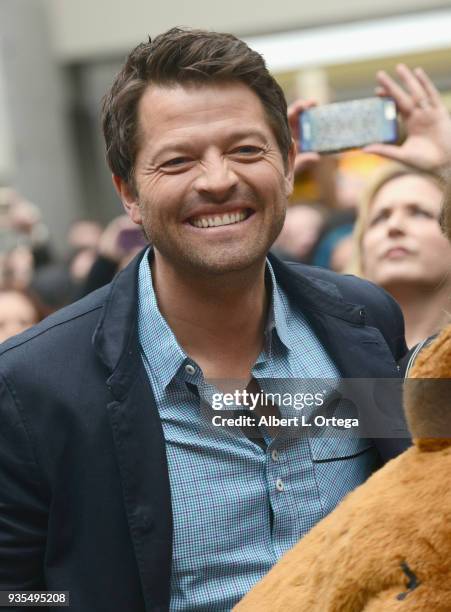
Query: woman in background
349 163 451 348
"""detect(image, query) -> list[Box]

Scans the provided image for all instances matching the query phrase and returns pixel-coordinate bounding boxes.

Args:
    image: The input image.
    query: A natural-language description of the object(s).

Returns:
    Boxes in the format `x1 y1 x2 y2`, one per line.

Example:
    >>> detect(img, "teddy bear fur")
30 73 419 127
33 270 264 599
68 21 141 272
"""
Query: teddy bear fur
235 325 451 612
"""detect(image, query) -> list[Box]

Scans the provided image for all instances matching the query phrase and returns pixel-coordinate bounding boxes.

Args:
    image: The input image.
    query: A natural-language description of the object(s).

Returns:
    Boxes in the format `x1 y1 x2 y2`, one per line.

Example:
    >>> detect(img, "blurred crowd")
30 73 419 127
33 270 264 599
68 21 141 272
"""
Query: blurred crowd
273 152 451 349
0 187 147 342
0 65 450 350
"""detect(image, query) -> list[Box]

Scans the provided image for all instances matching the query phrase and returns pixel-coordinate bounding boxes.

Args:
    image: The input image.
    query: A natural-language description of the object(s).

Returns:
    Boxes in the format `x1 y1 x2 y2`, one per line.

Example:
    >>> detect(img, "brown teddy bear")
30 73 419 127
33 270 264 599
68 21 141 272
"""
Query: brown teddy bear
235 325 451 611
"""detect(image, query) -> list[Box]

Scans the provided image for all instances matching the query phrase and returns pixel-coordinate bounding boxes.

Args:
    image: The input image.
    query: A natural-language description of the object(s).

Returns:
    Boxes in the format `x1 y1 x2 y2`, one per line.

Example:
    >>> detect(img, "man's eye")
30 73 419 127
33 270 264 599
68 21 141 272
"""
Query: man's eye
231 146 263 155
161 157 192 168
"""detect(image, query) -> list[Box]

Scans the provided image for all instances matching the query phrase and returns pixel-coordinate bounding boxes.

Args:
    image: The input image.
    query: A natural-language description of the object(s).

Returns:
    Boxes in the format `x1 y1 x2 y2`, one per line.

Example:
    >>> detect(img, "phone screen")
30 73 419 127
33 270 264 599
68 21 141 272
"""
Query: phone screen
300 97 397 154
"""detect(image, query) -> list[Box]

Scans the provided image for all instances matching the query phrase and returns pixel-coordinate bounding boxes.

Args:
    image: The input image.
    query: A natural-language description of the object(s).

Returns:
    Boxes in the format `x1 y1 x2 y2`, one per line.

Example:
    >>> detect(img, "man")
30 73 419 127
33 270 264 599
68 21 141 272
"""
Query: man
2 28 441 612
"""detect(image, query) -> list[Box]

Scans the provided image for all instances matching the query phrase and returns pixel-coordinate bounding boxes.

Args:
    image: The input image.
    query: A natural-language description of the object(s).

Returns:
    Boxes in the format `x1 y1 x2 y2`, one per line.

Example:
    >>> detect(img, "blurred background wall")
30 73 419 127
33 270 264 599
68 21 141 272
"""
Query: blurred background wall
1 0 451 251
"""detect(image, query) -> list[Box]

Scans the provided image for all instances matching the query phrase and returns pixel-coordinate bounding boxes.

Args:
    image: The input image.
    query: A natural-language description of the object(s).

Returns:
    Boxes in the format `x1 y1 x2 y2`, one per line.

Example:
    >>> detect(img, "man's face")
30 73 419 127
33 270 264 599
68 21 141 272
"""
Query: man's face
114 81 295 276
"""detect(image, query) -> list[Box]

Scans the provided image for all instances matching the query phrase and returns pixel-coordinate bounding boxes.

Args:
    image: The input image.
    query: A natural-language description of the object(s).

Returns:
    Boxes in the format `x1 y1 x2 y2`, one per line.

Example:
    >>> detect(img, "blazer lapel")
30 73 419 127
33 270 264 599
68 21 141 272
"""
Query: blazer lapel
93 250 172 612
107 371 172 612
304 307 399 379
269 254 409 451
268 253 400 379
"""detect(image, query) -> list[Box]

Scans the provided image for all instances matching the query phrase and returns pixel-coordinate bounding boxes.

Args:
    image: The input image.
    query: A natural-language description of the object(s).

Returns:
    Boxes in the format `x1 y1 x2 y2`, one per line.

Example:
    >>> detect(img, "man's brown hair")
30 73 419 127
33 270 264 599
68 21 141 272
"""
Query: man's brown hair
101 27 291 186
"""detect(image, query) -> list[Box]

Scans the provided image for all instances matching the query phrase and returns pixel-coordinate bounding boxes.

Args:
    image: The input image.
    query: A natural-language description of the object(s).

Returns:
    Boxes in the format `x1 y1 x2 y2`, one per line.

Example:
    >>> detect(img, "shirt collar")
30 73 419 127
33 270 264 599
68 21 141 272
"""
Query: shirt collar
265 258 292 352
137 251 292 389
137 249 188 390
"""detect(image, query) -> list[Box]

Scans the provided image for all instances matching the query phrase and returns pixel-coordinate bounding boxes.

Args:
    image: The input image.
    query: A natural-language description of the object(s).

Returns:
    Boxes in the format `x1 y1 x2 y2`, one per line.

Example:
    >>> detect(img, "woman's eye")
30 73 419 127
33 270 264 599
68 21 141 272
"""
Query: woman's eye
368 212 386 227
411 207 434 219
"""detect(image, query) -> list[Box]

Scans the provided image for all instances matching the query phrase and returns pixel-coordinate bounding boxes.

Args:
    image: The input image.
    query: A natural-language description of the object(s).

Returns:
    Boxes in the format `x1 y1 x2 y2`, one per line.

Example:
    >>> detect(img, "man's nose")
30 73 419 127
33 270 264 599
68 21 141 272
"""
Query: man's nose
193 156 238 202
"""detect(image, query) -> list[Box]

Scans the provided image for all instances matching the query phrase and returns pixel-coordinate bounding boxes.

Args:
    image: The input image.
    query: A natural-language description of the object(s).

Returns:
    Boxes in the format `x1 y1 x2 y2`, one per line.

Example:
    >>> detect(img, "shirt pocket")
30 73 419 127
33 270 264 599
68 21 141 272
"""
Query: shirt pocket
310 437 381 515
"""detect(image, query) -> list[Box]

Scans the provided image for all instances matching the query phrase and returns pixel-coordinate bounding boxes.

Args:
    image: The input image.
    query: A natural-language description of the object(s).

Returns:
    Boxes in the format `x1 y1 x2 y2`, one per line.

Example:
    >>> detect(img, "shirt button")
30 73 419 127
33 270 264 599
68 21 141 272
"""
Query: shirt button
271 449 279 461
276 477 284 492
185 364 196 376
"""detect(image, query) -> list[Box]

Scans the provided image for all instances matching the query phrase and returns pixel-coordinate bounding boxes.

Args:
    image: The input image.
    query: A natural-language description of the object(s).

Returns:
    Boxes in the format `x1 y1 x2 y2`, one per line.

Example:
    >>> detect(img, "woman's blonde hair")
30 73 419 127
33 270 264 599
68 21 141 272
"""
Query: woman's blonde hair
347 162 446 277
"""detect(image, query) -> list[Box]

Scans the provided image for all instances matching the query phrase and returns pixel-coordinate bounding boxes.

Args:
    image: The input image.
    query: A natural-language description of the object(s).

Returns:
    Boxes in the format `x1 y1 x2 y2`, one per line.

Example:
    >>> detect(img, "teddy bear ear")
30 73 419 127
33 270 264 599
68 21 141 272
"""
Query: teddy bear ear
403 324 451 452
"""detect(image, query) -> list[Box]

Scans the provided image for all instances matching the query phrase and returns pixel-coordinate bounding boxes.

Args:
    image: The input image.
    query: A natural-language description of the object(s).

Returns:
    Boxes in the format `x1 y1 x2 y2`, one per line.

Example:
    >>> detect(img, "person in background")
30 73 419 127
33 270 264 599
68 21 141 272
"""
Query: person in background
0 187 53 269
271 202 325 263
0 244 35 289
66 219 103 253
349 162 451 349
0 288 43 343
311 209 356 272
328 231 354 273
291 63 451 358
65 219 104 288
29 260 78 313
351 63 451 354
0 188 56 305
80 214 148 296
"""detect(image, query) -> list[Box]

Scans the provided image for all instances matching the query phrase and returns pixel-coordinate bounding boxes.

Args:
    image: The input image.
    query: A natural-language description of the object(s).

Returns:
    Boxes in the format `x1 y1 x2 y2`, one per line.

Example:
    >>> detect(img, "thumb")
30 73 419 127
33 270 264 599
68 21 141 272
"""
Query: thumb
294 152 321 175
363 144 405 162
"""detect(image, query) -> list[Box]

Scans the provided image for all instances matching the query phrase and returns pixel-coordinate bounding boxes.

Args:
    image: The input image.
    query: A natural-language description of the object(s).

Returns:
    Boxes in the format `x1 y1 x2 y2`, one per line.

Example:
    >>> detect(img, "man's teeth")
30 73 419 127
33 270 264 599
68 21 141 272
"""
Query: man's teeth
191 210 248 228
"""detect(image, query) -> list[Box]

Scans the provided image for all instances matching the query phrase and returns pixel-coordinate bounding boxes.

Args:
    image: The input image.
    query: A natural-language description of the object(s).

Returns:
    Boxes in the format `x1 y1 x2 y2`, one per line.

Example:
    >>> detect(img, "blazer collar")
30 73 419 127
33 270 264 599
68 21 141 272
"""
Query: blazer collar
92 248 145 397
267 252 365 325
267 253 399 379
93 248 394 390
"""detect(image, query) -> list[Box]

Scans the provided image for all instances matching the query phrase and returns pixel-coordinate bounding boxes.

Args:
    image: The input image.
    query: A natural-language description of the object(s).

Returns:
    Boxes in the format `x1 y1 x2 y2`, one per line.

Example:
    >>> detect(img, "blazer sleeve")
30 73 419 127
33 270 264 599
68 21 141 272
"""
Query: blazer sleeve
361 285 412 461
0 372 48 590
339 274 408 362
371 284 408 363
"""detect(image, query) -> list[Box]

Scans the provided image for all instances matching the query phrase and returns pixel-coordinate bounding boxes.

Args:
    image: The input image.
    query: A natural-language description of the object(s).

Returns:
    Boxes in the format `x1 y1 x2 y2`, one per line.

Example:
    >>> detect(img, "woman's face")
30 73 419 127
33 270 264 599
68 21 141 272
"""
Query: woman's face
0 291 38 343
362 174 451 292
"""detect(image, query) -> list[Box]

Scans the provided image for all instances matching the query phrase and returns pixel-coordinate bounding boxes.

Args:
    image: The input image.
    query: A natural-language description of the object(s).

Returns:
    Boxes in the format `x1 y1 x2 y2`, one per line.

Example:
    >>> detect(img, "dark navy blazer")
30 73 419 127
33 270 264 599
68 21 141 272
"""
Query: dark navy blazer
0 250 409 612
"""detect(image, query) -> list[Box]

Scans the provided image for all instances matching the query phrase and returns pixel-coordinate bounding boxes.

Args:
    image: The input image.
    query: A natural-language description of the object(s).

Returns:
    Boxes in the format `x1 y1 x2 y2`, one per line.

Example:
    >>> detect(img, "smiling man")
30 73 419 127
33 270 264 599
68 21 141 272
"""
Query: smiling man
0 28 409 612
112 78 296 382
120 82 291 276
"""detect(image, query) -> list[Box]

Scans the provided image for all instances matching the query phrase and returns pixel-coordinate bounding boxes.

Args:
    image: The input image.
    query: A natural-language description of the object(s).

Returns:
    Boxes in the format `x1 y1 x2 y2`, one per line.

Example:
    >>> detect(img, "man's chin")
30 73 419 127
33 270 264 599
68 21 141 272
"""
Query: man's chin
192 254 265 276
152 238 272 277
175 247 268 277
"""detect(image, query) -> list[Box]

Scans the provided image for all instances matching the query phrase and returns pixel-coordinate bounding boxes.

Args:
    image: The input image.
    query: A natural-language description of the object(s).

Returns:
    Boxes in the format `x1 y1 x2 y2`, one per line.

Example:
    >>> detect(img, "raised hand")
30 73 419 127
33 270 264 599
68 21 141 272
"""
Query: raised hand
287 99 321 176
364 64 451 173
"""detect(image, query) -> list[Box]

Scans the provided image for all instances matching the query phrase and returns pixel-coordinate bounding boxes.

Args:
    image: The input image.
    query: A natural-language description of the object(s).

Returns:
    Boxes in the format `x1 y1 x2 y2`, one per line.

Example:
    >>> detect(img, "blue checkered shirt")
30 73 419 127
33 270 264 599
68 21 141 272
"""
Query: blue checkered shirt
137 252 380 611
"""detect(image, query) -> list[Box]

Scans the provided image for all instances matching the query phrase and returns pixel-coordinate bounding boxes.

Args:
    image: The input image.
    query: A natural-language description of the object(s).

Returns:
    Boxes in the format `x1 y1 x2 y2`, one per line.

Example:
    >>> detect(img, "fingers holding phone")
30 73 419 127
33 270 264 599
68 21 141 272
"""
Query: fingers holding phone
287 99 321 176
375 64 441 114
290 66 451 176
364 64 451 172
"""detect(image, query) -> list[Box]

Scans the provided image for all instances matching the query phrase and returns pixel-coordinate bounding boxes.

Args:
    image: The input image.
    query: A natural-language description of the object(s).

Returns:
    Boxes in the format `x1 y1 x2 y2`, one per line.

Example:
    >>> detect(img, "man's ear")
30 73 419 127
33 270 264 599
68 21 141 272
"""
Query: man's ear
283 138 297 198
112 174 143 225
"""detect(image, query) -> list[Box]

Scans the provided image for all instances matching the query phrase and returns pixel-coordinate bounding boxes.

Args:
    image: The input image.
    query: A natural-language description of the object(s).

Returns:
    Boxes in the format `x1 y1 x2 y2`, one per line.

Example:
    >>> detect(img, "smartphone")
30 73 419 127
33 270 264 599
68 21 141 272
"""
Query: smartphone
117 228 147 251
299 97 397 154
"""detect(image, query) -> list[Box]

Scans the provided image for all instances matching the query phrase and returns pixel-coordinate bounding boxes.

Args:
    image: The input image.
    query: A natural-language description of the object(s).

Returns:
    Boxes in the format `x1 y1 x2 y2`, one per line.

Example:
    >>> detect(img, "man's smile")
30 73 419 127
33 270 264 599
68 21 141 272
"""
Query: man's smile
188 208 253 229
